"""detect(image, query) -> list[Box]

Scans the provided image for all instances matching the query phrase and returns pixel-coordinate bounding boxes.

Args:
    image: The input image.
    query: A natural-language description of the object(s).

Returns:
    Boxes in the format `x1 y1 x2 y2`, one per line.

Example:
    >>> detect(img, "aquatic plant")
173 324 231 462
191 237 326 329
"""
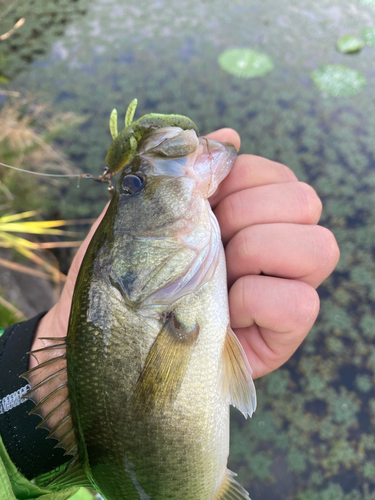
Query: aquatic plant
0 95 85 173
358 0 375 6
0 94 90 323
0 0 88 81
218 48 273 78
337 35 364 53
0 95 86 215
0 17 25 42
361 27 375 47
0 210 83 282
311 64 367 96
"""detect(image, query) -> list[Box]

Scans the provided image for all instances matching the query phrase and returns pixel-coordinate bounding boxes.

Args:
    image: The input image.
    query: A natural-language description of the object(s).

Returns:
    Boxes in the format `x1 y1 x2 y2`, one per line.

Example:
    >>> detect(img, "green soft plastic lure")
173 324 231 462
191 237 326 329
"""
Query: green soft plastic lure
105 99 199 175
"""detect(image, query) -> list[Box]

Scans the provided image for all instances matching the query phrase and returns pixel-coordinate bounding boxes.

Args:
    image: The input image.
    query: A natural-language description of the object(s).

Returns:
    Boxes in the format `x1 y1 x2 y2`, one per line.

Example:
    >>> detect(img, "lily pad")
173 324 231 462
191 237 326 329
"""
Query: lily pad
337 35 364 53
311 64 367 96
361 27 375 46
218 48 273 78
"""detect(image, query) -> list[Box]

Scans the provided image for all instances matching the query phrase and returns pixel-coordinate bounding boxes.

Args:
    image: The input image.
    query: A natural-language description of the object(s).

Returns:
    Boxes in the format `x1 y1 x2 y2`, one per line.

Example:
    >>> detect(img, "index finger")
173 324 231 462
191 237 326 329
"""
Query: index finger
209 154 298 209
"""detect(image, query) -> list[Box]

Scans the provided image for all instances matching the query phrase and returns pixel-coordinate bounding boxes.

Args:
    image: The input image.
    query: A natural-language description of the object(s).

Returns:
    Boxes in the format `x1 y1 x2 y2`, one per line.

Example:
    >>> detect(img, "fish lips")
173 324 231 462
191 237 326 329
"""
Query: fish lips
193 138 237 198
139 131 237 200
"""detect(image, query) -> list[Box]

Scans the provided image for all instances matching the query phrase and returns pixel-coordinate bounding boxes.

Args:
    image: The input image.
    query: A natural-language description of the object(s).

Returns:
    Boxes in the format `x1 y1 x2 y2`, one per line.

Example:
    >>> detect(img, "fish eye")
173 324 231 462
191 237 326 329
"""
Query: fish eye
121 174 145 196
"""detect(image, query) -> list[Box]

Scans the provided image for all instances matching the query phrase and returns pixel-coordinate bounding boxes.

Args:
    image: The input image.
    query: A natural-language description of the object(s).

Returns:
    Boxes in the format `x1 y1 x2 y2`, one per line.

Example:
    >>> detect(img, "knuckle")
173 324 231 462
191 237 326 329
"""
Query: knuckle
230 275 257 314
237 228 253 262
236 276 248 312
314 227 340 271
220 193 241 228
297 182 322 222
293 283 320 328
229 276 248 325
238 228 263 275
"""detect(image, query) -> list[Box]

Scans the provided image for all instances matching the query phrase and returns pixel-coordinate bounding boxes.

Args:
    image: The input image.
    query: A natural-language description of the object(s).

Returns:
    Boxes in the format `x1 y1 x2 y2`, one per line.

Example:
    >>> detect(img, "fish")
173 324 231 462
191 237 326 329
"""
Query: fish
22 105 257 500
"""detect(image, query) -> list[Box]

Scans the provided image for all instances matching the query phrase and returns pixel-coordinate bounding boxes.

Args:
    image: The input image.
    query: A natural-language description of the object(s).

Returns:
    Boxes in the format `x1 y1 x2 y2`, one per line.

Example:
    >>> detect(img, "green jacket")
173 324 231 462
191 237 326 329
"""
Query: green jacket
0 433 94 500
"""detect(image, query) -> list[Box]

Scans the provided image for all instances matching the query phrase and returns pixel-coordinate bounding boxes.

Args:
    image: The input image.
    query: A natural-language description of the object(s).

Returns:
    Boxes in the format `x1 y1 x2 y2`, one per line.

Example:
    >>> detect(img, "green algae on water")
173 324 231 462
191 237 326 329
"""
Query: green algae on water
218 48 273 78
337 35 364 53
311 64 367 96
361 27 375 46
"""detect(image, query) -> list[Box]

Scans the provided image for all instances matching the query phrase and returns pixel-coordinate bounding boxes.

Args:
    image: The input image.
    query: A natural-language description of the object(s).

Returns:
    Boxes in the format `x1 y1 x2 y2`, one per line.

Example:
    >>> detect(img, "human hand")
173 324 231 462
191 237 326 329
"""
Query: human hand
32 129 339 381
206 129 340 379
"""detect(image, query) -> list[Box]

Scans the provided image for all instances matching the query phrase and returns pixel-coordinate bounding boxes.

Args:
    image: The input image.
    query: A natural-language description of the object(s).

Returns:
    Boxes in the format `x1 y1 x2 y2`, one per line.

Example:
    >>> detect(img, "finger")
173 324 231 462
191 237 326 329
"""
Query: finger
226 223 340 288
229 275 320 379
210 155 298 209
215 181 322 244
204 128 241 151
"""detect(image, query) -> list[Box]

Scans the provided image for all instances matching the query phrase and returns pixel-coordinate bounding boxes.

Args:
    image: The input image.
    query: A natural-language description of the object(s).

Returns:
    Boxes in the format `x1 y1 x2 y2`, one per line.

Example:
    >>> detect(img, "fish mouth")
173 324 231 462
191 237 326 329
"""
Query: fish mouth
122 127 237 199
193 138 237 199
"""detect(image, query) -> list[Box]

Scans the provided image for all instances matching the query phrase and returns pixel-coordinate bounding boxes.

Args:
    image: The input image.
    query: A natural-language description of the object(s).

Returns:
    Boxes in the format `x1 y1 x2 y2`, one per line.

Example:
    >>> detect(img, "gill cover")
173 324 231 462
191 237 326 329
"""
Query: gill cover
105 99 199 174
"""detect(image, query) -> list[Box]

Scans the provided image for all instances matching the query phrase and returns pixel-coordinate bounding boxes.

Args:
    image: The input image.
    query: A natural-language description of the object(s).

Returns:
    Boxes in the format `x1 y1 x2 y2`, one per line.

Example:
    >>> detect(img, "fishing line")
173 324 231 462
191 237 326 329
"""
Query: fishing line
0 161 114 192
0 161 83 178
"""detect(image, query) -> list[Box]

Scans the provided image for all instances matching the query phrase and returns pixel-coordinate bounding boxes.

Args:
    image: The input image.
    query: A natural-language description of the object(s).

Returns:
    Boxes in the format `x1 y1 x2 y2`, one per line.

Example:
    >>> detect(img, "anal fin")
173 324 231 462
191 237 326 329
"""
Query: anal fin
222 327 256 418
132 312 199 413
215 470 251 500
20 337 78 457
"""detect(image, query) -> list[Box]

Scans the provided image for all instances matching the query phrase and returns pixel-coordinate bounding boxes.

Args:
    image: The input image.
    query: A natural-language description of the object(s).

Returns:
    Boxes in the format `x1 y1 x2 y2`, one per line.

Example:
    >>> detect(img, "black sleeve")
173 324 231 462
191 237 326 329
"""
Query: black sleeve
0 314 69 480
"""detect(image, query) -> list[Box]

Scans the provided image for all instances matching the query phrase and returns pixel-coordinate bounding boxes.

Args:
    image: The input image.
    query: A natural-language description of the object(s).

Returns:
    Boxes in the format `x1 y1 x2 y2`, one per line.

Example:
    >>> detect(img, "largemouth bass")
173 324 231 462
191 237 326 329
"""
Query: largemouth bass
23 107 256 500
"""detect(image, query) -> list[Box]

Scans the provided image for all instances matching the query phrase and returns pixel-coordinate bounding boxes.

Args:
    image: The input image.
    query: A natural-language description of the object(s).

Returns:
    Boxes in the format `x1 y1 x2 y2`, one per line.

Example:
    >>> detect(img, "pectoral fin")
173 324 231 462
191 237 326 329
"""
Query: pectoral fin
132 313 199 413
215 470 251 500
222 326 256 418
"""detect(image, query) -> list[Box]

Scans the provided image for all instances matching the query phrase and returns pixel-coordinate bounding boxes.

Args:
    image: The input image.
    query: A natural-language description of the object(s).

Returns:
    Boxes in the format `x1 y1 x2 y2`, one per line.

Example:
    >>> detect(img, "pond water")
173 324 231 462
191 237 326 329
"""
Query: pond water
2 0 375 498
